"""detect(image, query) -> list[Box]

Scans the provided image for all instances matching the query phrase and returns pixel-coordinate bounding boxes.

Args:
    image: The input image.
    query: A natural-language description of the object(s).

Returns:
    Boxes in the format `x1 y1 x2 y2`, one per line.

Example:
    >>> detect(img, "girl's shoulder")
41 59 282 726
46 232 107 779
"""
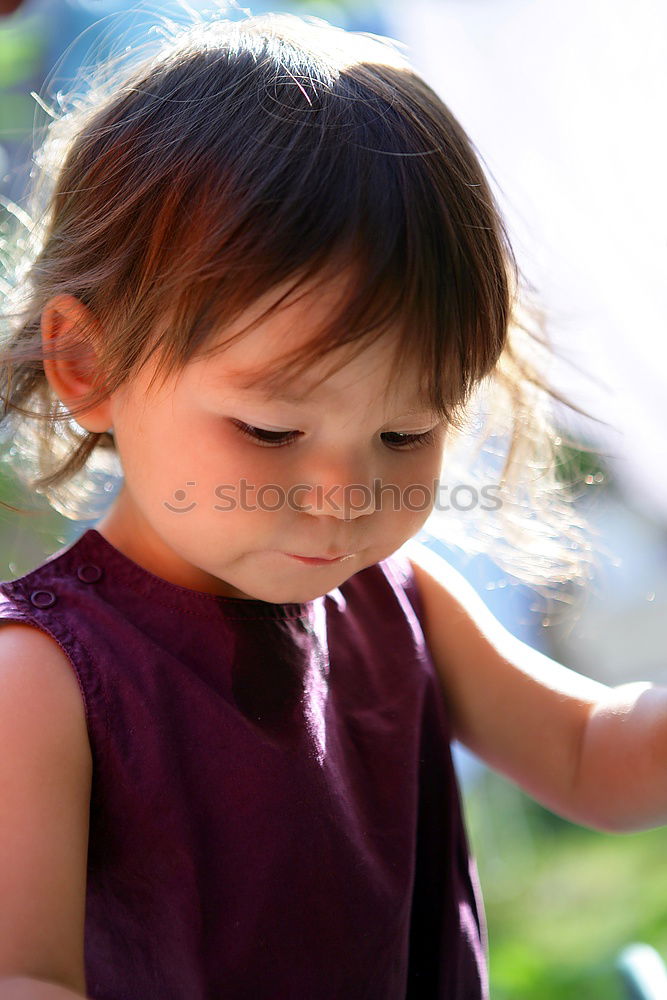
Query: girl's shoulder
0 535 94 797
0 619 92 991
0 618 90 749
0 612 93 778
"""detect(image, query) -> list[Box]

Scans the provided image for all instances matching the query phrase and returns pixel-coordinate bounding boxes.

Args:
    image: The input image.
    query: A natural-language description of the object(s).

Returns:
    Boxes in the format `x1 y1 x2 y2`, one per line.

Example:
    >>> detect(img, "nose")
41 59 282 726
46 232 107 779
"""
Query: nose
295 453 377 521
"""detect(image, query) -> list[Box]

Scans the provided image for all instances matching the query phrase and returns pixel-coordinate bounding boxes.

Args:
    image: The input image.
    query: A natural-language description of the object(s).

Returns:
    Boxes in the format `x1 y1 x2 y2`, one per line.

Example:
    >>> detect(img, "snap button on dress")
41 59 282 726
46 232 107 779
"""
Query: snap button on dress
30 589 56 608
77 564 103 583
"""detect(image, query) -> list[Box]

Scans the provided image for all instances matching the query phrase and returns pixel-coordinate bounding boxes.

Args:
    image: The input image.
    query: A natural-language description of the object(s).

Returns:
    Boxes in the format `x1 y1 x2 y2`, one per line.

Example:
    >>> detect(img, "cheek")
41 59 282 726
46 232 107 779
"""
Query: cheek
222 428 285 475
194 428 294 504
418 444 445 493
391 450 442 489
113 402 192 494
384 452 442 521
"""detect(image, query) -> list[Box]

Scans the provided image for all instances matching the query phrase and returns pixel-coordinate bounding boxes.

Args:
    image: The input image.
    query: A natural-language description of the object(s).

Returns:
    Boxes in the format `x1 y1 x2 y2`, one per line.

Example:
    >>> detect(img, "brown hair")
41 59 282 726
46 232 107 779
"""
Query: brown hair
0 11 603 590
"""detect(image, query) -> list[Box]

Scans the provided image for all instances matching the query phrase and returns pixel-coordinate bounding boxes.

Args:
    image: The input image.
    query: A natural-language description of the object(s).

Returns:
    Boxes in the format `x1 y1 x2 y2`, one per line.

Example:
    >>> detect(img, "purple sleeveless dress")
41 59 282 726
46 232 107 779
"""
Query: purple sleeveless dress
0 528 487 999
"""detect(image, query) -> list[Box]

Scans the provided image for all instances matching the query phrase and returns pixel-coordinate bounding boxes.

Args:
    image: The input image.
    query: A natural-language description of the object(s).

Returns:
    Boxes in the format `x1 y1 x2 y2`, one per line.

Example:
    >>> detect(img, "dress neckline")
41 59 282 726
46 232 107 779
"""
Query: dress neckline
73 527 319 621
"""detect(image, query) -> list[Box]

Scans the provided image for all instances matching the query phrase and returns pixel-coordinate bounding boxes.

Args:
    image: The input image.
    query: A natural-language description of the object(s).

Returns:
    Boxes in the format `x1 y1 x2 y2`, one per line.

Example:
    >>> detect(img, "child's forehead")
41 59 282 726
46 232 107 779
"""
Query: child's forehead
192 324 432 416
140 256 448 418
189 271 418 392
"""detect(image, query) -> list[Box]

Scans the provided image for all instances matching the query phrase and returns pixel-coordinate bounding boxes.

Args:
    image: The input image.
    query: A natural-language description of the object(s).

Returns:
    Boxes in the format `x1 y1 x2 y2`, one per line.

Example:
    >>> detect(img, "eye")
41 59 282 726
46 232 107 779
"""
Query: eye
232 420 439 450
381 428 437 450
232 420 302 447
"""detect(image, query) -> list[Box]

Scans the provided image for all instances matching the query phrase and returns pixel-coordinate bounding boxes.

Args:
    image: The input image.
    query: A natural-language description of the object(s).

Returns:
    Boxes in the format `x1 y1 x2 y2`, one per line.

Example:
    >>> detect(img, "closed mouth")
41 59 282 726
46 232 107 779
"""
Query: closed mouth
284 552 354 564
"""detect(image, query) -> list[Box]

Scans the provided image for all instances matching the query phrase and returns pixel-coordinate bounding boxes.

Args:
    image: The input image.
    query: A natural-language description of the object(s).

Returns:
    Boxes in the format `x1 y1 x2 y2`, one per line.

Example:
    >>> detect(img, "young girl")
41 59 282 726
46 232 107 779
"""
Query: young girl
0 11 664 1000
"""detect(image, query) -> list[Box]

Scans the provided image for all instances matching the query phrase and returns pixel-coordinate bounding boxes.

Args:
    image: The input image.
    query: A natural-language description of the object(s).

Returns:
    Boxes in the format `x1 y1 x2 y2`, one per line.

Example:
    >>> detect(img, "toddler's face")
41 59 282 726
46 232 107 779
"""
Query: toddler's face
97 277 447 602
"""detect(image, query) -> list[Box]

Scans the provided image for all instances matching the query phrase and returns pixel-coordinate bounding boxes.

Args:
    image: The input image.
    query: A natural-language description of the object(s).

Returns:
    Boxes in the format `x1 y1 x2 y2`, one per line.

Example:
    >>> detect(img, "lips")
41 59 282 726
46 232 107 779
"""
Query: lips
301 552 351 560
284 552 354 565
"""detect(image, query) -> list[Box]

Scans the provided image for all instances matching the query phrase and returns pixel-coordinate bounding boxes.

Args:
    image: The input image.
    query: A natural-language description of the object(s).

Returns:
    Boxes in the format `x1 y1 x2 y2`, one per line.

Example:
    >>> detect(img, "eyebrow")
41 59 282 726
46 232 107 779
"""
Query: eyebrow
224 377 312 406
221 372 437 417
257 386 312 405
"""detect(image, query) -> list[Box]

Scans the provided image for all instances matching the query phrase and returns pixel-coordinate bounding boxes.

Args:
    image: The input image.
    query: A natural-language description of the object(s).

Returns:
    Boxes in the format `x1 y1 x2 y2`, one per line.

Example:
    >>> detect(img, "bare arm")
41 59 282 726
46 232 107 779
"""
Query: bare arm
576 682 667 831
406 541 667 833
0 624 92 994
0 977 87 999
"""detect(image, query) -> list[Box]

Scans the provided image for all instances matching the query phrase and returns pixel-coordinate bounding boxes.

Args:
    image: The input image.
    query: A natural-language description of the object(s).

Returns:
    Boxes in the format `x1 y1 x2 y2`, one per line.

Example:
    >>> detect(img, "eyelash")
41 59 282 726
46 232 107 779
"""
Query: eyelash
232 421 437 451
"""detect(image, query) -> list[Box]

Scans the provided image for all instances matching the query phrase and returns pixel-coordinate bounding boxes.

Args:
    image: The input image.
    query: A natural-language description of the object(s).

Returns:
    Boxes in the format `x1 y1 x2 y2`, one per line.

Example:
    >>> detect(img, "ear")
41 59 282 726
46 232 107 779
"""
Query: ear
41 294 113 434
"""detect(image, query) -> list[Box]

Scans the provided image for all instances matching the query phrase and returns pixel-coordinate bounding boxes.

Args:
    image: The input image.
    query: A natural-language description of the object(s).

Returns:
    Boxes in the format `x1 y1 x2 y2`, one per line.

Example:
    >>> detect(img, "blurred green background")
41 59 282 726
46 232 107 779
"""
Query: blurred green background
465 769 667 999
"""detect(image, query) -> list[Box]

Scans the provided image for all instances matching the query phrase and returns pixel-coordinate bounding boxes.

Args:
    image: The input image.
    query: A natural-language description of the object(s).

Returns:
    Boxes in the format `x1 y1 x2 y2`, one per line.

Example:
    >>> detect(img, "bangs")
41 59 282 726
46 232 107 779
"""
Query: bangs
44 16 516 424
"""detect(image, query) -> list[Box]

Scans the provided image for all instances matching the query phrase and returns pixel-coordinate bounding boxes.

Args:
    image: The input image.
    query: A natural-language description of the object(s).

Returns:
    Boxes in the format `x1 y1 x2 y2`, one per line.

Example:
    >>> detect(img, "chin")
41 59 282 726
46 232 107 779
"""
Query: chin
249 567 361 605
224 549 379 603
253 582 336 604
